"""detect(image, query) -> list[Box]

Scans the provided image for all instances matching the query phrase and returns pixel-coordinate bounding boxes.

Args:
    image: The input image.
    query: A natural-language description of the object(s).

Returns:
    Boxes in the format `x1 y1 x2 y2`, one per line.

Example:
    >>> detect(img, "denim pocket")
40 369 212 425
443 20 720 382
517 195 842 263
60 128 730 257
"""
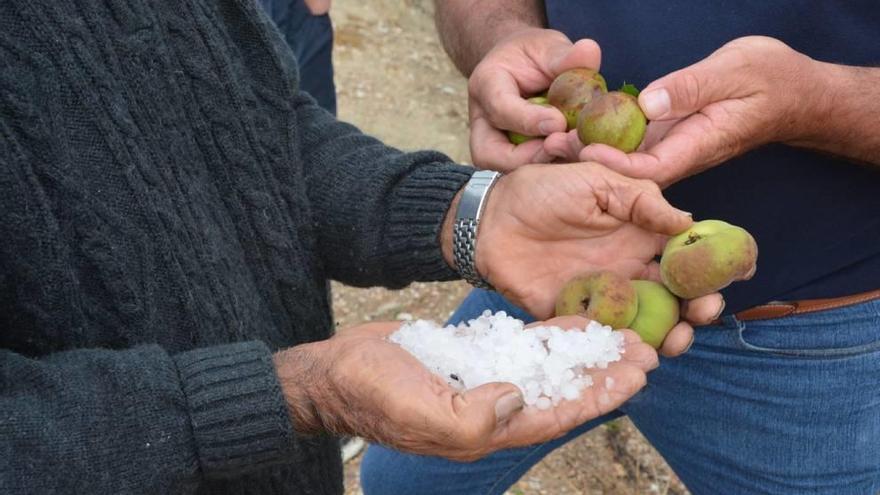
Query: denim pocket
736 299 880 358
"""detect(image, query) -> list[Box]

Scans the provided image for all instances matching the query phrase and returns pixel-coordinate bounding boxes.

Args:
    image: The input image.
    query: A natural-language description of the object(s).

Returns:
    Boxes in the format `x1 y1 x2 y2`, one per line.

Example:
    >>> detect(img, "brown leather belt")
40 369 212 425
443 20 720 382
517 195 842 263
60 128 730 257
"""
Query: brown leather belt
714 288 880 323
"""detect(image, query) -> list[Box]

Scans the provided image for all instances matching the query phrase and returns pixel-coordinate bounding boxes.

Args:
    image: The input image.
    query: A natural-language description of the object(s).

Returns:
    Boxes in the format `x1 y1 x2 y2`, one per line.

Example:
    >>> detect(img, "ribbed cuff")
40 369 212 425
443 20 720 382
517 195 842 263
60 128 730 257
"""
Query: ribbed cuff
174 341 293 479
386 161 474 283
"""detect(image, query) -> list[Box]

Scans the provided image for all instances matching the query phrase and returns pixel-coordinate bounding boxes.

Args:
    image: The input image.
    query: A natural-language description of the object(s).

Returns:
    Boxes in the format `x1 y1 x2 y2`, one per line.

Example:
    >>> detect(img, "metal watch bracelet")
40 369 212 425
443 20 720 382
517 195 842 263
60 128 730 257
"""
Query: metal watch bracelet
452 170 501 290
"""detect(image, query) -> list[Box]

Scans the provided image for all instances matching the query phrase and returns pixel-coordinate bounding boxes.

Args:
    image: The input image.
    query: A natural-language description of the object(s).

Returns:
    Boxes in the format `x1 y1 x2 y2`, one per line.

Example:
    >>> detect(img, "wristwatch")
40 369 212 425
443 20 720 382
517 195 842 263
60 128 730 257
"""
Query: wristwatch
453 170 501 290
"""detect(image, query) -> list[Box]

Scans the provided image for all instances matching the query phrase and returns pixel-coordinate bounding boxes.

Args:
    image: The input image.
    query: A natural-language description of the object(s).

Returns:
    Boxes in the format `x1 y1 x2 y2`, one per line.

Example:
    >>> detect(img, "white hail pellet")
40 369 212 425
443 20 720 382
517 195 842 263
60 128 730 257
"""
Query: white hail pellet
388 311 626 409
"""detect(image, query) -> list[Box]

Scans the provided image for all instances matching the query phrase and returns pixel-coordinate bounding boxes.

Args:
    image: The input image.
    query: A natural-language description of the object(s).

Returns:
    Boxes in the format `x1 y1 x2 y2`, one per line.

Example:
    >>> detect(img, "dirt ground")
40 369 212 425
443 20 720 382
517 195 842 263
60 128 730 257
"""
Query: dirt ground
330 1 689 494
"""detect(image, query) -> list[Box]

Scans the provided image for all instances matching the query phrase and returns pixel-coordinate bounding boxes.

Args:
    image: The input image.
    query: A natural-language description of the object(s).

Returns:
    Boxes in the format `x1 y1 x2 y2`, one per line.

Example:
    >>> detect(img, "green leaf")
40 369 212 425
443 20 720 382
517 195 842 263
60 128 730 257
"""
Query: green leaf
619 82 640 98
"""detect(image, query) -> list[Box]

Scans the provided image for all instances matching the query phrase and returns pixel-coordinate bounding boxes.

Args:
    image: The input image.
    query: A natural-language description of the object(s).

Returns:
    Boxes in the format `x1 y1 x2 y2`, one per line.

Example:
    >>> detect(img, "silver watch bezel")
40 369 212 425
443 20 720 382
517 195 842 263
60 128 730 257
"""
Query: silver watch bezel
452 170 501 289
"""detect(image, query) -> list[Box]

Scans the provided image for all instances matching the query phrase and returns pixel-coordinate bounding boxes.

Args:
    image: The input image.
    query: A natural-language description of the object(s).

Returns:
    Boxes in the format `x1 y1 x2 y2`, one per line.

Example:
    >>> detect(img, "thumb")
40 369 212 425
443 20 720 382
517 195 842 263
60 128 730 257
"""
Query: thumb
639 47 744 120
547 38 602 76
475 36 601 138
453 382 524 430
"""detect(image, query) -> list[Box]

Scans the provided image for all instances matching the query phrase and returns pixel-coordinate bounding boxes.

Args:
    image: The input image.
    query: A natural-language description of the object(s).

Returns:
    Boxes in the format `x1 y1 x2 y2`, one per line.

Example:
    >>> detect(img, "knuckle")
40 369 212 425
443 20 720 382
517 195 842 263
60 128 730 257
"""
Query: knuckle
469 143 500 171
468 66 504 103
734 35 789 54
723 44 753 74
483 93 508 121
467 71 485 99
675 71 703 110
517 113 534 135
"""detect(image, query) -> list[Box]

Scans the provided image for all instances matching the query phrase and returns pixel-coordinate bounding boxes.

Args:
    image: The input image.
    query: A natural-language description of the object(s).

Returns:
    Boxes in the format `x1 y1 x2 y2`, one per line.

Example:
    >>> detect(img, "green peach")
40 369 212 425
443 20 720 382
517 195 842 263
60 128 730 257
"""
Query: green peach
507 131 534 145
576 91 647 153
547 69 607 130
555 271 638 329
660 220 758 299
507 96 552 144
629 280 680 349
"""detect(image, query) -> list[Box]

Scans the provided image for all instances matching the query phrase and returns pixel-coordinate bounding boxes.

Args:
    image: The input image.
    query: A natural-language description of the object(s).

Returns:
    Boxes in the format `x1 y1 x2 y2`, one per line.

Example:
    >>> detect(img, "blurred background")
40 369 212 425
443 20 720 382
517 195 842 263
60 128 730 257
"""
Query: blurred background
330 1 689 493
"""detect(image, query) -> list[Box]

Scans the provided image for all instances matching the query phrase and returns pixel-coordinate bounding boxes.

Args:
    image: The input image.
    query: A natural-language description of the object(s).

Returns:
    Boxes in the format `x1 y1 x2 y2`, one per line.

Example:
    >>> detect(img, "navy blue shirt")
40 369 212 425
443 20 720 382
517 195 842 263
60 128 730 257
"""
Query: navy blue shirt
546 1 880 313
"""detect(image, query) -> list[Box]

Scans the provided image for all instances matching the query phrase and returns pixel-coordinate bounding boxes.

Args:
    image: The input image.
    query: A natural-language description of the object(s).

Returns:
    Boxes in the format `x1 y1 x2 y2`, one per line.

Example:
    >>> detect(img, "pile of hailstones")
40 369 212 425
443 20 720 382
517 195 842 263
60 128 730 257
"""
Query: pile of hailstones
389 311 625 410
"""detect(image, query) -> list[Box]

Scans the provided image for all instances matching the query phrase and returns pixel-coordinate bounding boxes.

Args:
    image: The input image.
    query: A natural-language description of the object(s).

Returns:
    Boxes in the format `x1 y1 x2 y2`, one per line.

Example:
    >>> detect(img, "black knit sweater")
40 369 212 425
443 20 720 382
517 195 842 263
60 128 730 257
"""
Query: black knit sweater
0 1 473 493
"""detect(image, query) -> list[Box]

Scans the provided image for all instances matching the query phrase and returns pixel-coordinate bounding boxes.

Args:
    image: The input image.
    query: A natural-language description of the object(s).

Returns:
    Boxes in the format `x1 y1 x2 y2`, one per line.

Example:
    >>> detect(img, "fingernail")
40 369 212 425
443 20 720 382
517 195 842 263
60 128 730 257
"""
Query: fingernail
712 298 726 321
494 392 524 424
538 119 558 135
675 208 693 217
641 89 671 119
683 335 695 353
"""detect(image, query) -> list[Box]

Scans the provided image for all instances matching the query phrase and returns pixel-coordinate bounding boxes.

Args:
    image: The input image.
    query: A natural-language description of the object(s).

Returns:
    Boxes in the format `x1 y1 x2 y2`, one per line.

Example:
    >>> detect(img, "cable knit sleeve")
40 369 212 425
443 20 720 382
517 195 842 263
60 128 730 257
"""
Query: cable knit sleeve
0 341 303 493
201 0 473 288
294 92 474 288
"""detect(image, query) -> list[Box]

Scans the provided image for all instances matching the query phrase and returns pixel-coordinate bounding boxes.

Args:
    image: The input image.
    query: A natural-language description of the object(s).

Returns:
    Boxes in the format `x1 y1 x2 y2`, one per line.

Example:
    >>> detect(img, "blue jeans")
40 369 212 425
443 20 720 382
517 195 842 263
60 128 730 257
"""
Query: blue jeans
259 0 336 114
361 289 880 494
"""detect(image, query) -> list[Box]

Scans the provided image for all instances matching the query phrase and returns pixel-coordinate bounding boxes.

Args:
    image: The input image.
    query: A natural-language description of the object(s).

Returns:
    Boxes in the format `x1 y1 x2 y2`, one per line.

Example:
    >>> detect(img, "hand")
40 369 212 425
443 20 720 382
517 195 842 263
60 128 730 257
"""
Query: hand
274 316 659 461
466 28 601 171
303 0 330 15
576 36 817 187
472 162 723 355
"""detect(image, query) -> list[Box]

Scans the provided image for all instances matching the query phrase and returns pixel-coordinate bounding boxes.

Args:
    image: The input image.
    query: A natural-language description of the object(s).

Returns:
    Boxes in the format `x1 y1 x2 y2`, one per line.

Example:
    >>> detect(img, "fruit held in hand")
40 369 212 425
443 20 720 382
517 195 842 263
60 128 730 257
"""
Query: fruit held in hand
553 220 756 347
508 132 533 145
555 271 638 329
660 220 758 299
577 91 647 153
547 69 607 130
555 273 682 348
507 95 552 144
628 280 680 349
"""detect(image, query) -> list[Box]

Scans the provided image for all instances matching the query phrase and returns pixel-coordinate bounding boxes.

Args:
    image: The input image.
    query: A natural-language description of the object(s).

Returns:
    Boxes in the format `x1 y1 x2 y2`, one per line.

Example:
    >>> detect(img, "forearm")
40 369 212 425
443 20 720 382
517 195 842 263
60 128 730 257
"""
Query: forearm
434 0 546 75
791 62 880 165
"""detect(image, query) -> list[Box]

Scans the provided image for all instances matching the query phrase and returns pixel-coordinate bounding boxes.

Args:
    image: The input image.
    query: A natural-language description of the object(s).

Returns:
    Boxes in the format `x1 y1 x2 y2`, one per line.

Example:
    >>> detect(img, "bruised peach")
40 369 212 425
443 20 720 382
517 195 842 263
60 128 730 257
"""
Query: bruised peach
660 220 758 299
555 271 638 329
576 91 646 153
547 69 607 130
